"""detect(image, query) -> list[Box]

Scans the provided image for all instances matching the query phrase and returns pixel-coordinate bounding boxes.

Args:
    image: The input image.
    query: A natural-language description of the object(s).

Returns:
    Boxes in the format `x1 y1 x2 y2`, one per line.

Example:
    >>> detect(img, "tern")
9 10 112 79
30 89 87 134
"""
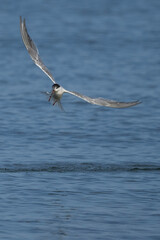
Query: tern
20 17 141 109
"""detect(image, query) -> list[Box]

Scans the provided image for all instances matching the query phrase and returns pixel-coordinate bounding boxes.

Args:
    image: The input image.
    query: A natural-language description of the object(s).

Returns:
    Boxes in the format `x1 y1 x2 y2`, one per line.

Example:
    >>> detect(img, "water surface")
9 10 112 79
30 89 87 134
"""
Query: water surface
0 0 160 239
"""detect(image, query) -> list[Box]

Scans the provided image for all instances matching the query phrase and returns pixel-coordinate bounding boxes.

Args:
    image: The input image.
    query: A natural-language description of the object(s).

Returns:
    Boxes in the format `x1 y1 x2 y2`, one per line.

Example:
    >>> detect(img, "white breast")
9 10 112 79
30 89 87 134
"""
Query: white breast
54 86 65 99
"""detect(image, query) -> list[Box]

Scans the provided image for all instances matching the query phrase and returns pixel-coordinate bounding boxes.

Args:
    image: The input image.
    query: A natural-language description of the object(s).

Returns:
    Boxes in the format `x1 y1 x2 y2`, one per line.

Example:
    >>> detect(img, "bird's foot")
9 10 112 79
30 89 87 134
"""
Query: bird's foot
53 101 57 106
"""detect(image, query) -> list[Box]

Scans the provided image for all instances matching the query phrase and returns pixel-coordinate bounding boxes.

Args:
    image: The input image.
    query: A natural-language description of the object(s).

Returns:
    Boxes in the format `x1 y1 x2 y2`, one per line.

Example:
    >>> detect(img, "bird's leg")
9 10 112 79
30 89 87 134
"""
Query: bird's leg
53 100 57 106
48 90 54 102
48 94 52 102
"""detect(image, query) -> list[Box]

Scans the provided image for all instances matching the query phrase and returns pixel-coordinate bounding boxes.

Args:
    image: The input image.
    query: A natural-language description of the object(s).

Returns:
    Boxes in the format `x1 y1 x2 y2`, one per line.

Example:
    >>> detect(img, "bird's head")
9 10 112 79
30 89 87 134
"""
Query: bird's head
52 84 60 92
51 83 64 98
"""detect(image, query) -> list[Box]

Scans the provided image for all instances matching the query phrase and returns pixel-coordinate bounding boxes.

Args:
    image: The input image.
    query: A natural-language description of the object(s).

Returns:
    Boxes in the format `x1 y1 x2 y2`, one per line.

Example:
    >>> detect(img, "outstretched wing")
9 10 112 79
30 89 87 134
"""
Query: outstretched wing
65 90 141 108
20 16 56 83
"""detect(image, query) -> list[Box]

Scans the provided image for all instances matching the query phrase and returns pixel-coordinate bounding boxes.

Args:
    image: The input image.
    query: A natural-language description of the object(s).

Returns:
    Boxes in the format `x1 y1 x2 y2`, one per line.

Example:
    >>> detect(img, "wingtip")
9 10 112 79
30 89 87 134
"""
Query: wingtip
129 100 142 107
20 16 25 25
20 16 22 25
136 100 142 105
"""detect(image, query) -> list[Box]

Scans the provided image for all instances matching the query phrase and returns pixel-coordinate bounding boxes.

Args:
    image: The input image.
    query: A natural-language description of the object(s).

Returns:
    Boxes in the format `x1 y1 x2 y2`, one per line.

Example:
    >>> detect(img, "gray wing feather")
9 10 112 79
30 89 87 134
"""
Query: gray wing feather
66 90 141 108
20 16 56 83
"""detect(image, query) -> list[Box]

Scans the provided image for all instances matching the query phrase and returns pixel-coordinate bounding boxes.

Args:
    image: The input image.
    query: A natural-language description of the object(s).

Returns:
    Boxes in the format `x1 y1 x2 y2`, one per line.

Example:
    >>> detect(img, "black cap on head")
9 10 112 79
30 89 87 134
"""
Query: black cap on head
52 84 60 88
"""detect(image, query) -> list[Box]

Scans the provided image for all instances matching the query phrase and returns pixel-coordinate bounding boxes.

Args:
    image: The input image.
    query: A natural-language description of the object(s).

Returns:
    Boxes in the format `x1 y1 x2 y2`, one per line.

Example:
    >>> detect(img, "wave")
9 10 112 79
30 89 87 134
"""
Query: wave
0 163 160 173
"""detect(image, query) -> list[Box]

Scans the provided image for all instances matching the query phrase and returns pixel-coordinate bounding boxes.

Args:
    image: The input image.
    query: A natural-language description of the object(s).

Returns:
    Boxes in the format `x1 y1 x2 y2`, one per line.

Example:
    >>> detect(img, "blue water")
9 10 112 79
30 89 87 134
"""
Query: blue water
0 0 160 239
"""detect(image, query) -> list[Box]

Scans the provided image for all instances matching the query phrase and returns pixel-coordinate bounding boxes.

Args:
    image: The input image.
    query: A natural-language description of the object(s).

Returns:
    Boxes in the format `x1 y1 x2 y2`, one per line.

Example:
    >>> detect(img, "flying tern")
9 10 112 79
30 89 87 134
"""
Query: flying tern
20 17 141 109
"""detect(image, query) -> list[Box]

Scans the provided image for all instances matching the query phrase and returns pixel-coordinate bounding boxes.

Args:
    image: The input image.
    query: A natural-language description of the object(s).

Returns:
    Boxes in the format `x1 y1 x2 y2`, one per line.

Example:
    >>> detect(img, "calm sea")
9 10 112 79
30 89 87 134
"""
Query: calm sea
0 0 160 239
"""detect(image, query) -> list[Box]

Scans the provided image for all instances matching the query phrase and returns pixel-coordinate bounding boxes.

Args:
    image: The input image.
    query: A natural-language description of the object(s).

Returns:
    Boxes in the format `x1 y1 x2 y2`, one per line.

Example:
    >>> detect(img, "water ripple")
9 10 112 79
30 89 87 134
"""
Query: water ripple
0 163 160 173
